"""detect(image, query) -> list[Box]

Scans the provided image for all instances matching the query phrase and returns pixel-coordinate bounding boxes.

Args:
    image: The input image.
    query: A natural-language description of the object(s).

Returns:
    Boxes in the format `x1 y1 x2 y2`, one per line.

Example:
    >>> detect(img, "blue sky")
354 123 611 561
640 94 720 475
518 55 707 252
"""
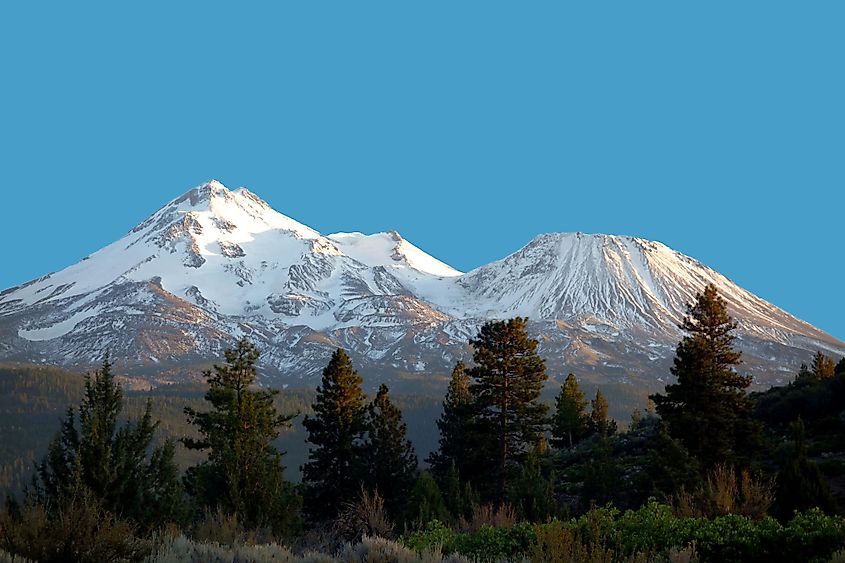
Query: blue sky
1 2 842 339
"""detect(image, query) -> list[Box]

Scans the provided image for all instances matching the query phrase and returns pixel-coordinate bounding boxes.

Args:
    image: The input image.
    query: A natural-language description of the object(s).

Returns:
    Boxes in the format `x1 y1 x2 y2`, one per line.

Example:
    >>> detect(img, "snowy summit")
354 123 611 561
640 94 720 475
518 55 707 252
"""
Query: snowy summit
0 180 842 386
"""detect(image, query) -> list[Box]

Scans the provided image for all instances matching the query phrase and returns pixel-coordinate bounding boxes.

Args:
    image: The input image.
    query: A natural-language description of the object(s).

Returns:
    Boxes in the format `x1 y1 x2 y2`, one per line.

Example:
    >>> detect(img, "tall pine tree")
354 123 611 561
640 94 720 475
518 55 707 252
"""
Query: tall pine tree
184 338 300 537
468 317 549 504
363 384 418 519
651 284 761 468
34 355 184 530
301 349 368 523
836 357 845 376
551 373 590 449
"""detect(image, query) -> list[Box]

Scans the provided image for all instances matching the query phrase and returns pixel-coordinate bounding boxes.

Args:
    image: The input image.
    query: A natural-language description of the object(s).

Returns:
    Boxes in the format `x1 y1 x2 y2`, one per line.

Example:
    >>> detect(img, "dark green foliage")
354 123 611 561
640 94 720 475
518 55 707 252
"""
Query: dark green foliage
554 414 699 512
441 462 478 521
403 472 449 526
33 356 184 530
0 479 149 563
467 317 549 503
772 418 835 522
363 384 418 519
754 365 845 436
550 373 591 449
183 338 300 537
651 284 761 468
581 433 619 507
0 364 86 493
812 351 837 379
427 362 477 483
404 502 845 563
301 348 368 523
644 421 701 499
590 388 617 437
508 443 556 521
405 519 536 563
836 357 845 375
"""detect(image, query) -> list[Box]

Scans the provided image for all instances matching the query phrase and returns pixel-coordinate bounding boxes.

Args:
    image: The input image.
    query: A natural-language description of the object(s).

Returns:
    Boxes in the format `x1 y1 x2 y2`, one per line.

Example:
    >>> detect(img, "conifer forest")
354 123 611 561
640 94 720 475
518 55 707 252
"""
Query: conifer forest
1 285 845 562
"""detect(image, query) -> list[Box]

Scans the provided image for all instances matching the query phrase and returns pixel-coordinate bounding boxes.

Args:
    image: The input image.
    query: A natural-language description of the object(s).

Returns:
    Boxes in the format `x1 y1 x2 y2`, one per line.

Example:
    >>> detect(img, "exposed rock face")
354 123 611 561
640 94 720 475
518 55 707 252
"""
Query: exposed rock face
0 180 842 389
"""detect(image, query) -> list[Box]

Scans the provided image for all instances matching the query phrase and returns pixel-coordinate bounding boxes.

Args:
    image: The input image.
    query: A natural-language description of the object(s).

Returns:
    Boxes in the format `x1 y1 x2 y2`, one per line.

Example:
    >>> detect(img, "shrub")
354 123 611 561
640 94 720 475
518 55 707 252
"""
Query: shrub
403 503 845 563
0 491 149 563
672 465 773 520
457 503 516 533
335 487 395 542
341 535 472 563
404 520 458 555
147 534 308 562
0 549 31 563
450 522 535 562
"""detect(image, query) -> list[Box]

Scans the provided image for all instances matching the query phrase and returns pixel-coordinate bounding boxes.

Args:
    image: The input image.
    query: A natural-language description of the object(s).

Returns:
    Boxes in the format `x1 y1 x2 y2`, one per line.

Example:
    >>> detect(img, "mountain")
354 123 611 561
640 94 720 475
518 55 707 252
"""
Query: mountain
0 180 842 390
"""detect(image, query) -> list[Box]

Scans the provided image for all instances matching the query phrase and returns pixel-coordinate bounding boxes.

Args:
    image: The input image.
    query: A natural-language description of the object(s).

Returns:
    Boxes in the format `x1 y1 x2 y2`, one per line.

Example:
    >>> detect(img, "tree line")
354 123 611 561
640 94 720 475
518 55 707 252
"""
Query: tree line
2 283 844 561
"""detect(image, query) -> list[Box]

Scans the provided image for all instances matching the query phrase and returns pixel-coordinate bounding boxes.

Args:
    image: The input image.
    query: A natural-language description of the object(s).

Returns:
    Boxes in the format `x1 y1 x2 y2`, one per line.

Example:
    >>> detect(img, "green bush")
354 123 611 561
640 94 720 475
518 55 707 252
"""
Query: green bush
405 520 457 554
405 520 534 562
403 503 845 563
450 523 535 562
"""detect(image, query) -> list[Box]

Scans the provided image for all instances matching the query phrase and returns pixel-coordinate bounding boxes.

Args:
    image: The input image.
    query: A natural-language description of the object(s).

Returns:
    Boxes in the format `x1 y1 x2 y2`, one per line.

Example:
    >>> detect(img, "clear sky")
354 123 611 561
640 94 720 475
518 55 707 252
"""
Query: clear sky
0 2 842 340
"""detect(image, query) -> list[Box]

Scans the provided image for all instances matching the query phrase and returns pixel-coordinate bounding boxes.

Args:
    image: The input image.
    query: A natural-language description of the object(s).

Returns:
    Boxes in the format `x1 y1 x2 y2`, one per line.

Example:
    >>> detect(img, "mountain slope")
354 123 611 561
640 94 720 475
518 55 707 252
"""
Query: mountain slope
0 181 841 389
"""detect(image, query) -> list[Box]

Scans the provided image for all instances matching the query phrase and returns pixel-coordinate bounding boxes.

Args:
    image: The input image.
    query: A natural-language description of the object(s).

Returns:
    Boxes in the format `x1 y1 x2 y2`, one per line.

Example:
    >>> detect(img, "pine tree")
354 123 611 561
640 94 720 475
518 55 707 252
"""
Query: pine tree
551 373 591 449
403 472 449 526
811 351 836 379
590 389 617 437
302 349 368 523
363 384 418 519
427 362 478 483
772 418 835 522
581 433 618 508
650 284 761 468
468 317 549 504
34 355 184 530
441 462 478 521
183 338 300 537
508 441 556 521
645 422 701 499
836 357 845 376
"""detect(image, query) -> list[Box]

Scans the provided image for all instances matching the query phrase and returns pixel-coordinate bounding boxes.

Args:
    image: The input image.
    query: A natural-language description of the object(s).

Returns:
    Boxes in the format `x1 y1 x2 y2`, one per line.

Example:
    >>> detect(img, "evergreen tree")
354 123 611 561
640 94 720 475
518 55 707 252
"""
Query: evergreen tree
590 389 617 437
34 355 184 530
551 373 591 449
363 384 418 519
184 338 300 537
441 462 478 521
302 349 368 523
468 317 549 504
427 362 477 482
836 357 845 376
650 284 761 468
403 472 449 526
581 433 618 508
644 422 701 499
508 441 556 522
772 418 835 522
811 351 836 379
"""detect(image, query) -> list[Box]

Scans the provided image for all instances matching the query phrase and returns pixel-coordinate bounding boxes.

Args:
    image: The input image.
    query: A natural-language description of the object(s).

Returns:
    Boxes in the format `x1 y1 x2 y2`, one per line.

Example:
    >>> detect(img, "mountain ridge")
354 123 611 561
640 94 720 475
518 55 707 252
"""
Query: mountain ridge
0 180 842 389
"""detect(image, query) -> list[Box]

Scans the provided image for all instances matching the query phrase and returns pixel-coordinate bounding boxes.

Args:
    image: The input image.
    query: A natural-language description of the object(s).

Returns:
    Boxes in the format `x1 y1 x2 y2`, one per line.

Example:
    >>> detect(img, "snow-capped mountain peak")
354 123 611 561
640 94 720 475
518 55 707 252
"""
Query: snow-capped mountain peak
327 231 463 278
0 181 842 387
144 180 321 241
